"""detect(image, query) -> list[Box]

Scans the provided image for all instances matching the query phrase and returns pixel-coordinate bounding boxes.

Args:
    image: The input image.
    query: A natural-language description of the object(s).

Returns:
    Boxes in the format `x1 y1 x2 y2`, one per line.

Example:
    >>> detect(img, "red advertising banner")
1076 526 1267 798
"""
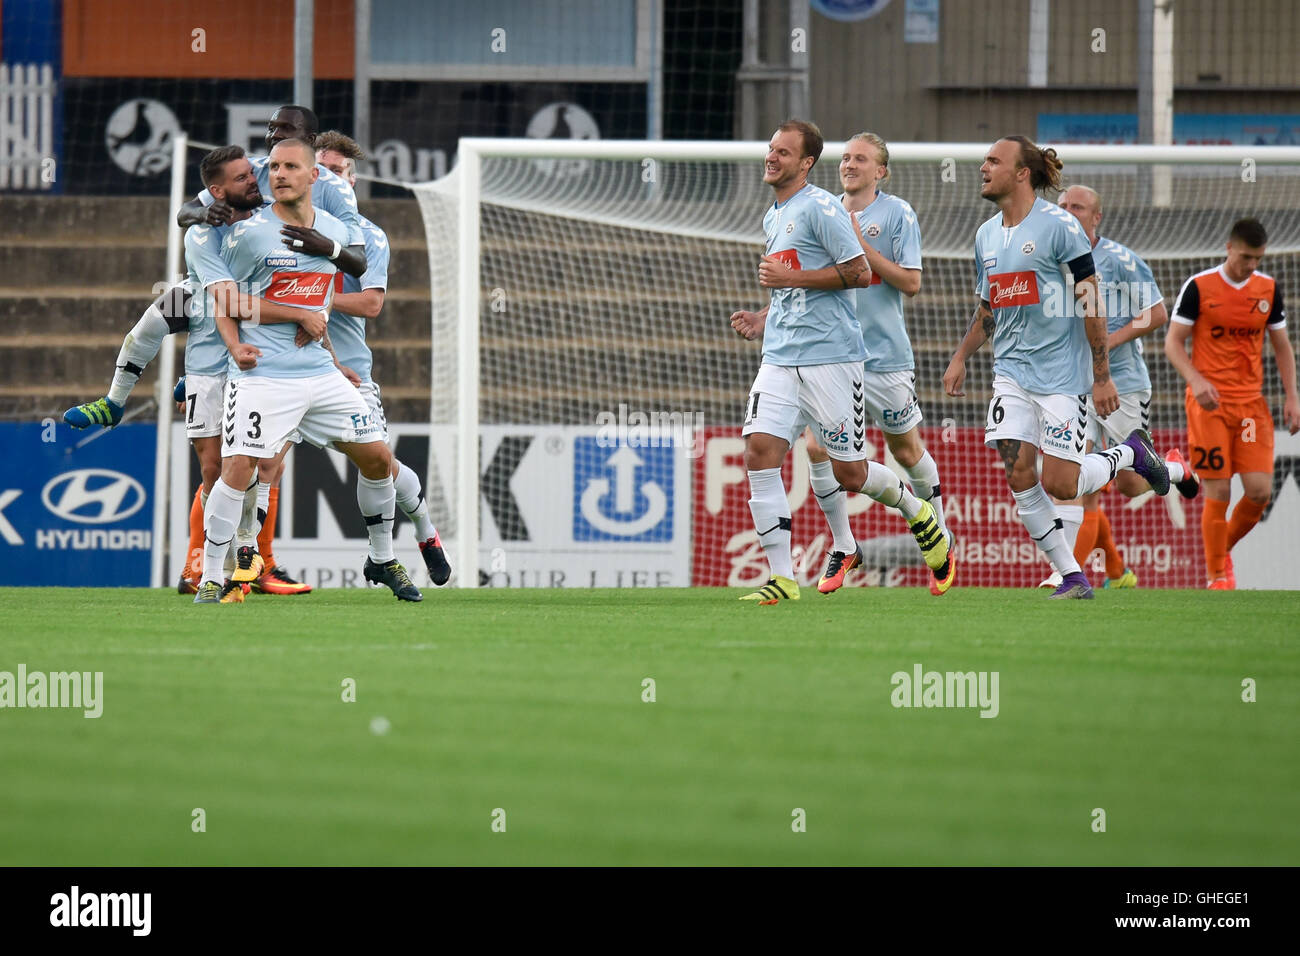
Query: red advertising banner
692 425 1211 589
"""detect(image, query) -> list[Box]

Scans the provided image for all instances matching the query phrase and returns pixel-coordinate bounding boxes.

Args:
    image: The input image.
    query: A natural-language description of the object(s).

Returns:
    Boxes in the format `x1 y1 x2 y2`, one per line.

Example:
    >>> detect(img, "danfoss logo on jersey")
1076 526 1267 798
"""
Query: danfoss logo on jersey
989 271 1040 307
268 272 333 306
769 249 801 270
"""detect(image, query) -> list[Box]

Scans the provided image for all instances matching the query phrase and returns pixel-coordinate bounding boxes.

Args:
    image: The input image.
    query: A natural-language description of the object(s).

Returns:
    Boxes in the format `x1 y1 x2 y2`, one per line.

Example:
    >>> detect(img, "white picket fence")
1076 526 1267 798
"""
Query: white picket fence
0 62 56 190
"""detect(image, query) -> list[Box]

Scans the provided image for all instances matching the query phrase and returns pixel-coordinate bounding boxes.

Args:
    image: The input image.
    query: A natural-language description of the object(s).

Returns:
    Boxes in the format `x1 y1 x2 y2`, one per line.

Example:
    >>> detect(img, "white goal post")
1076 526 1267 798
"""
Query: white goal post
421 139 1300 589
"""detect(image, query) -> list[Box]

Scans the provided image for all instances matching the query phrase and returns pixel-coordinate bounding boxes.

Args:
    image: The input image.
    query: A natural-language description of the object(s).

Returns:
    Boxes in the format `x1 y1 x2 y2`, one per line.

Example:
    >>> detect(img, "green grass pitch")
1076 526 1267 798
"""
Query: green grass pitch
1 586 1297 866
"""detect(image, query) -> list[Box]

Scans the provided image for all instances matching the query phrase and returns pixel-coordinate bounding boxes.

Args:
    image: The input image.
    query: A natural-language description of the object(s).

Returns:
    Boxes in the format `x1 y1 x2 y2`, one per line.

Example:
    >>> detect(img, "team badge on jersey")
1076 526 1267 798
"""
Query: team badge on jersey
785 222 795 234
866 222 881 237
1021 241 1035 255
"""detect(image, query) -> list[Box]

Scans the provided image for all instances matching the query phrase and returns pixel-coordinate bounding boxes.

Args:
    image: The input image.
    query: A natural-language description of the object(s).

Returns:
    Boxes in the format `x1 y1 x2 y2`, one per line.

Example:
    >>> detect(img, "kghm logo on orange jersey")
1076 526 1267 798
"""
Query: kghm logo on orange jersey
989 270 1040 307
268 271 332 306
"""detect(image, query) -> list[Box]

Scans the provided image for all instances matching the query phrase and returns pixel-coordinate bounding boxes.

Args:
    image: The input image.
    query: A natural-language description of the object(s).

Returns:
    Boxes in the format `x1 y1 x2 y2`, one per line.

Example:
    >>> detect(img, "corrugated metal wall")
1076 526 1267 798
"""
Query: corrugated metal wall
798 0 1300 142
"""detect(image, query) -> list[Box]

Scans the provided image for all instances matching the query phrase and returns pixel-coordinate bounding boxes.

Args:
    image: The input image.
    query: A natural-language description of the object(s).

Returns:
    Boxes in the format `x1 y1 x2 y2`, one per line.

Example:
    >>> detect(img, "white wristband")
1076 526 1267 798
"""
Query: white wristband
328 240 342 260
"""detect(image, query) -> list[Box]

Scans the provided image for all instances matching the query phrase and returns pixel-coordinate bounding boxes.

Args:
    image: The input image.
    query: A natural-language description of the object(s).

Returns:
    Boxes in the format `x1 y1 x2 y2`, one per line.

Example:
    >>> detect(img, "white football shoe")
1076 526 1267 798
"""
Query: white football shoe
1038 571 1063 589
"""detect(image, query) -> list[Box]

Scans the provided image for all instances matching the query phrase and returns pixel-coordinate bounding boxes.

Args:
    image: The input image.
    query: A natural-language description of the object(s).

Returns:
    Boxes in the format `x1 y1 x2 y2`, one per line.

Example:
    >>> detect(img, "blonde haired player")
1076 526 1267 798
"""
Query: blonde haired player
798 132 955 595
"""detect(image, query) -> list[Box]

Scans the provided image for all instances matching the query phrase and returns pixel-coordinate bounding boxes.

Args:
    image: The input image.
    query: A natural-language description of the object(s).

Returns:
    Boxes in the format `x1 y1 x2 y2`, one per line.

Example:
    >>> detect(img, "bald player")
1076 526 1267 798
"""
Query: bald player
1043 185 1198 590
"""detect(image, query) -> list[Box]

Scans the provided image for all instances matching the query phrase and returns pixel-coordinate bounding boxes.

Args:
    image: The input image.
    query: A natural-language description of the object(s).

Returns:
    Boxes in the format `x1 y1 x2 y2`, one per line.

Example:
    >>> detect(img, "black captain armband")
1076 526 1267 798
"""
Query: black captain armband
1066 252 1096 283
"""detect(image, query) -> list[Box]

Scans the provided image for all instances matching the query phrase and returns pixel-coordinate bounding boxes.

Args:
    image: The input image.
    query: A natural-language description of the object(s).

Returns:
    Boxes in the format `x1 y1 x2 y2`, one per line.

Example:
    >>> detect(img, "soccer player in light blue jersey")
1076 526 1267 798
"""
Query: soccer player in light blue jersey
729 120 951 603
944 136 1171 599
1042 185 1198 590
802 132 955 596
63 145 309 596
193 138 422 604
316 132 451 586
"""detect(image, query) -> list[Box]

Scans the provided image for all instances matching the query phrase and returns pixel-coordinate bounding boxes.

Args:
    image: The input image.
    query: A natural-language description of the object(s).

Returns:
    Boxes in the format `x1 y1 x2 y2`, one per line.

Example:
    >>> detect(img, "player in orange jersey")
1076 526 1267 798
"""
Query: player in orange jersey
1165 218 1300 589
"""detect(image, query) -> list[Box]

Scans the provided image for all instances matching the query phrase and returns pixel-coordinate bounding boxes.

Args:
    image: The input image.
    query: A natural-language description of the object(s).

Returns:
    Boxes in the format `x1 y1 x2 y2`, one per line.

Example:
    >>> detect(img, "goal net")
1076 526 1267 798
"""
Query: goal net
413 141 1300 590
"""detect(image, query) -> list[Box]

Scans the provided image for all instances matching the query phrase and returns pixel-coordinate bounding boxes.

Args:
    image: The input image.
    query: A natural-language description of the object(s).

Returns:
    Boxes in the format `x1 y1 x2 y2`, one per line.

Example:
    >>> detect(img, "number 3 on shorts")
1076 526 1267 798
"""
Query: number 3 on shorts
247 410 262 440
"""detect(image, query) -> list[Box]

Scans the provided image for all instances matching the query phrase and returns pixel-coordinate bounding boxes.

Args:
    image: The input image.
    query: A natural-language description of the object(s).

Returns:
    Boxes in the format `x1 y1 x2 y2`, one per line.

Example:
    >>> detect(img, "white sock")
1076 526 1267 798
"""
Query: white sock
235 478 263 546
1166 460 1185 484
393 461 437 541
904 450 946 533
108 304 171 406
861 460 923 521
808 458 854 554
747 467 793 579
357 473 396 563
201 478 245 584
1056 503 1084 552
1076 445 1134 497
1012 484 1080 576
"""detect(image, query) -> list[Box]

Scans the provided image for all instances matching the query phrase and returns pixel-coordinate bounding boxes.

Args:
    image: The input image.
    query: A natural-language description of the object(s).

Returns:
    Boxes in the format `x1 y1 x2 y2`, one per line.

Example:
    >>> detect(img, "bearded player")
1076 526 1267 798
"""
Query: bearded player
63 145 309 594
944 136 1170 599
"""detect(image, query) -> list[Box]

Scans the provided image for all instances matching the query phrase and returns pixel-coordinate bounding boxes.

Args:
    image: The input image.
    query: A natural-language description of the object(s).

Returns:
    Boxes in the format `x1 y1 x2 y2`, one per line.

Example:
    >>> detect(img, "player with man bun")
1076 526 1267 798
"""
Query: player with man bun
944 136 1171 599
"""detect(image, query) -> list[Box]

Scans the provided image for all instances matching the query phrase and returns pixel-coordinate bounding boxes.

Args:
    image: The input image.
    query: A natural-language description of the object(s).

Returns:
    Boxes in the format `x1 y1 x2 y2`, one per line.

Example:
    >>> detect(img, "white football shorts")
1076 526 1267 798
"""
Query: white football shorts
358 380 389 443
742 361 867 461
184 372 225 439
222 371 384 458
862 368 923 434
984 375 1088 464
1085 388 1151 449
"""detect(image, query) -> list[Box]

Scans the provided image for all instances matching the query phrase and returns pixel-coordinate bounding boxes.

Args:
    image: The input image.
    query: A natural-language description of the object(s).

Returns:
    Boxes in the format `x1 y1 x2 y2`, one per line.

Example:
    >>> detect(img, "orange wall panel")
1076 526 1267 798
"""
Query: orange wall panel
64 0 354 78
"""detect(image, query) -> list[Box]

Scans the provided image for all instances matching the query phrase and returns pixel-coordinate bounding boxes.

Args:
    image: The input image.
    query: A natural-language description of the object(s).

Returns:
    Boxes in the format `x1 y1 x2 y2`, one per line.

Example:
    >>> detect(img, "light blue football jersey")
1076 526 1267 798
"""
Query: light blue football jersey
844 190 922 372
182 221 234 376
1091 237 1162 393
974 197 1094 394
198 157 363 247
196 206 350 380
328 214 391 384
761 183 867 367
